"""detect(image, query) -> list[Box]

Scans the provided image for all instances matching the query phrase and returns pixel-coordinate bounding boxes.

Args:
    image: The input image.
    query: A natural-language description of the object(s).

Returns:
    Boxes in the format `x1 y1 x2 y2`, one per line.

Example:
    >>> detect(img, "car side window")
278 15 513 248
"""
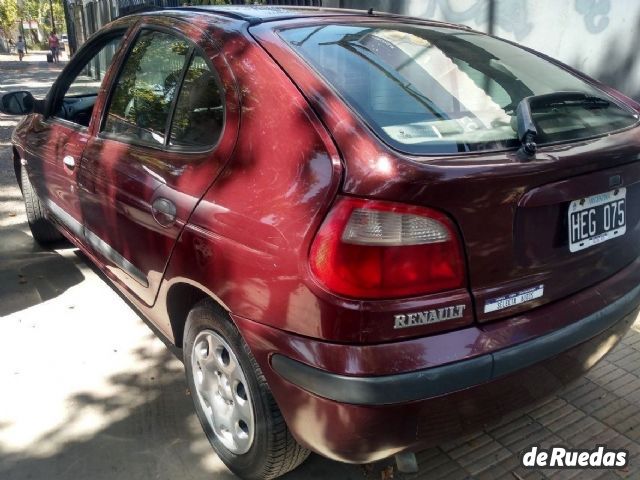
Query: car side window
102 30 191 146
168 54 224 148
52 35 123 127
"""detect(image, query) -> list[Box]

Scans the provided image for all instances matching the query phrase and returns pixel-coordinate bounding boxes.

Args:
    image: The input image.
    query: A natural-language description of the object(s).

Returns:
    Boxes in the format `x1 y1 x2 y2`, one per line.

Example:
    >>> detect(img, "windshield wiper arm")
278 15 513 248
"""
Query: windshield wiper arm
515 91 611 158
515 96 538 157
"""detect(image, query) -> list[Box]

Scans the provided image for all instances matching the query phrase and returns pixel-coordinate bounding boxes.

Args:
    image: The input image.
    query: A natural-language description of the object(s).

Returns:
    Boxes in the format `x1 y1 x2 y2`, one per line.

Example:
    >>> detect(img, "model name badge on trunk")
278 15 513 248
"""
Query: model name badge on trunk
484 284 544 313
394 305 466 329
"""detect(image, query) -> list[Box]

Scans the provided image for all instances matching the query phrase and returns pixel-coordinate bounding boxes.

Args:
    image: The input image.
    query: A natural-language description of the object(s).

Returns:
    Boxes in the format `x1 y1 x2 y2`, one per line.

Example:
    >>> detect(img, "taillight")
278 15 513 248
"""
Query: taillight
309 197 465 299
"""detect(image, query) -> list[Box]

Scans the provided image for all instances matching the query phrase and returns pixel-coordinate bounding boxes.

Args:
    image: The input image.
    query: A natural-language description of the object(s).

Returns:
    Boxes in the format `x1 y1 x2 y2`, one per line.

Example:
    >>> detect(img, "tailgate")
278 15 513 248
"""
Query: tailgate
461 134 640 322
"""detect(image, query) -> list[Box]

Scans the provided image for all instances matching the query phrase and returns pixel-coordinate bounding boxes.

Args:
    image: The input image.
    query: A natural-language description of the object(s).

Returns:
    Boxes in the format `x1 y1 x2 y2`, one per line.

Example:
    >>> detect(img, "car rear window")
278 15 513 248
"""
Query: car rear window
279 23 638 155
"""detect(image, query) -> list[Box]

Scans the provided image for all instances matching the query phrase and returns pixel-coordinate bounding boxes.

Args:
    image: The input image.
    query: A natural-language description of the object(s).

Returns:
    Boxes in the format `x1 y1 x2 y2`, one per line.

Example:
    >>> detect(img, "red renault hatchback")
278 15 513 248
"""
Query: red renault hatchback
3 5 640 479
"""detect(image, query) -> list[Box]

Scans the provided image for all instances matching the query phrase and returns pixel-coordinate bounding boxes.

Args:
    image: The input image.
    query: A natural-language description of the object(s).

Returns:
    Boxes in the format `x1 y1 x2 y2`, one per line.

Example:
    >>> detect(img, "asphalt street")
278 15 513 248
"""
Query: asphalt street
1 53 640 480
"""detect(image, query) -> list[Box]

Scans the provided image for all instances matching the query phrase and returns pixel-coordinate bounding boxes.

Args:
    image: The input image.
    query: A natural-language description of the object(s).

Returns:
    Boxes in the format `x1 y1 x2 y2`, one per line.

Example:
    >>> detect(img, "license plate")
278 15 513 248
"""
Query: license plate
568 188 626 253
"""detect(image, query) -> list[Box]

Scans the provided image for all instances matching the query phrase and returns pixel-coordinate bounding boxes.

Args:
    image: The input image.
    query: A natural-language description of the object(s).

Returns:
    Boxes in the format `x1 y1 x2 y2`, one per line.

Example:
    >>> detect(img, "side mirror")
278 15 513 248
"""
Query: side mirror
0 91 39 115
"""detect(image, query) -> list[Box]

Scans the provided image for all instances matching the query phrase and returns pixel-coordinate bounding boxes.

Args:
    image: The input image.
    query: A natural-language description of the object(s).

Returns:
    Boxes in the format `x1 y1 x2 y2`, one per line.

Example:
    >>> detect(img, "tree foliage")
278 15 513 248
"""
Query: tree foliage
13 0 66 33
0 0 18 38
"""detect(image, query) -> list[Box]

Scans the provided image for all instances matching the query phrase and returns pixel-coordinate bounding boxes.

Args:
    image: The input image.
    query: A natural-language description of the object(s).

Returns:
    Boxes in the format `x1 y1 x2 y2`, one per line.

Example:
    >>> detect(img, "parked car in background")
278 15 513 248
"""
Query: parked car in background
2 6 640 479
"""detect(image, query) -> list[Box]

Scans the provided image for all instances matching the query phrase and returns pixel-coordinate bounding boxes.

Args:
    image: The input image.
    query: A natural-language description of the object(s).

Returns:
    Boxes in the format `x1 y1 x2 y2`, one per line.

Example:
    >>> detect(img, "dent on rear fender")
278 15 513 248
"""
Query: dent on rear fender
160 33 342 339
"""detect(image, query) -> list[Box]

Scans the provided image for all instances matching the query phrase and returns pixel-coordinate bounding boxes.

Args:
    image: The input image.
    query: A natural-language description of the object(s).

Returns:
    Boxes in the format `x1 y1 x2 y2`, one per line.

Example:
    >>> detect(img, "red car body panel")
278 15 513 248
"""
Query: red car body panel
9 7 640 464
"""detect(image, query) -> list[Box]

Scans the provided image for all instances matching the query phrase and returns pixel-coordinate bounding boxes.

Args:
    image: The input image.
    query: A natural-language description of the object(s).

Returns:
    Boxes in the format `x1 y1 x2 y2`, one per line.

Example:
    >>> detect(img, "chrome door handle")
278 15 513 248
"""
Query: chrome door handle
63 155 76 169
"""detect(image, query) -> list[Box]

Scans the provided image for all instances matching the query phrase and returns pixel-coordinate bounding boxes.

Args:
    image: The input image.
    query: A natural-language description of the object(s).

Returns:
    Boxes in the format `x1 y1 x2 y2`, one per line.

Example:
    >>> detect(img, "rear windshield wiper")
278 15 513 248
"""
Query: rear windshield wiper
515 91 611 157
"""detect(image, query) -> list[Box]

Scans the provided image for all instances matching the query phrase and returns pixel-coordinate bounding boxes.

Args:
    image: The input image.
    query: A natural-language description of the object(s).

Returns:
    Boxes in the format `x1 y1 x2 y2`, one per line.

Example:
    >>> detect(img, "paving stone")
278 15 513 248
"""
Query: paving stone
535 402 576 427
551 469 610 480
447 433 493 460
489 414 536 440
595 472 625 480
472 464 514 480
560 418 607 445
411 448 455 476
552 416 593 444
510 431 562 457
612 378 640 398
546 409 588 434
494 419 545 448
439 430 487 453
548 468 585 480
601 373 639 392
601 405 640 436
405 455 469 480
587 363 619 384
456 440 511 475
511 467 548 479
623 387 640 405
580 426 620 447
493 455 522 472
592 398 633 423
604 347 635 364
561 379 600 403
616 351 640 372
414 447 445 464
622 331 640 349
570 387 617 415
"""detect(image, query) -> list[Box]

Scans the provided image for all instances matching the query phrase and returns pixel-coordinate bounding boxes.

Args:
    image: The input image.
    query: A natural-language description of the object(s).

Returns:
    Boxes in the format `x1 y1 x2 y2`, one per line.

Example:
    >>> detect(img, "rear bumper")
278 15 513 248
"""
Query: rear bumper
271 283 640 406
234 258 640 463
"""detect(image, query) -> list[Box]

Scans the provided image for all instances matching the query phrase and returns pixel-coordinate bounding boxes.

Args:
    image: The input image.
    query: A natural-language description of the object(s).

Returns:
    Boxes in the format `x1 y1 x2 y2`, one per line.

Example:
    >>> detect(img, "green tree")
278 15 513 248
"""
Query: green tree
19 0 66 33
0 0 18 40
20 0 42 22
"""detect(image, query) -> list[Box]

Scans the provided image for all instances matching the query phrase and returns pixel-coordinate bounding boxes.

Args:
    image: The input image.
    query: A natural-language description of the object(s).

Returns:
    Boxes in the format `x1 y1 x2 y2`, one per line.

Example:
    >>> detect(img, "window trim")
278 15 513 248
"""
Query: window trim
98 23 226 154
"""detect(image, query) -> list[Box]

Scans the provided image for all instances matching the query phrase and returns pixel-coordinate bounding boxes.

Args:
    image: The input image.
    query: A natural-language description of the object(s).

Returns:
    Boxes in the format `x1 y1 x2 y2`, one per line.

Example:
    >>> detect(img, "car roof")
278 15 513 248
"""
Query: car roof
150 5 470 30
182 5 352 23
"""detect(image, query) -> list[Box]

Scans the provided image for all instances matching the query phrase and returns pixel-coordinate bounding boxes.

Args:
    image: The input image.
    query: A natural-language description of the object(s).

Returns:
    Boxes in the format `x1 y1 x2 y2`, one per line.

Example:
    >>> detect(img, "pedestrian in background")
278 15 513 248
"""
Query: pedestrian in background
16 36 25 61
48 32 60 63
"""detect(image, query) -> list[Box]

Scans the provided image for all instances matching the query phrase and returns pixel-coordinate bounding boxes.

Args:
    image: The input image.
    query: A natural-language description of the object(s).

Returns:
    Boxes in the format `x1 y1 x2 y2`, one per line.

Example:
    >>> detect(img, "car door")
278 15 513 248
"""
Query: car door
23 29 129 240
77 20 239 306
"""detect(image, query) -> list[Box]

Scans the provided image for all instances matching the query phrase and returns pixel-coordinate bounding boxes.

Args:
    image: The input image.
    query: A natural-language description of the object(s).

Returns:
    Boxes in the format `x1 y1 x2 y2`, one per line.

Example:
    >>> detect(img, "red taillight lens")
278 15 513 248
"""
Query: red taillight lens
309 197 465 299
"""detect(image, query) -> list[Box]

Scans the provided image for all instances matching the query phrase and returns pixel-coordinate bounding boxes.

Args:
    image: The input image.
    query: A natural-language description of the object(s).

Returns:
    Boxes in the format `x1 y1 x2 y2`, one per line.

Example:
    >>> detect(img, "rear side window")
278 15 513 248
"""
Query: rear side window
280 24 638 155
169 54 224 148
102 30 190 146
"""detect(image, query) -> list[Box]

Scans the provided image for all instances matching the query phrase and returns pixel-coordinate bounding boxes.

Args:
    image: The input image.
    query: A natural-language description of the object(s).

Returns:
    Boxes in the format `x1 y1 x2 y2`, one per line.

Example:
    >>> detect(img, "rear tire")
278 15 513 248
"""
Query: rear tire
183 300 310 480
20 165 63 245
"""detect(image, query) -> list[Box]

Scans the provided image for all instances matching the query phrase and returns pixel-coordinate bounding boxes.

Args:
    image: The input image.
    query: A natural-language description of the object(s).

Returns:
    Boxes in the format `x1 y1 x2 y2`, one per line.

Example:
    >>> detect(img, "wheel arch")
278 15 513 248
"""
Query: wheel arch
165 281 231 348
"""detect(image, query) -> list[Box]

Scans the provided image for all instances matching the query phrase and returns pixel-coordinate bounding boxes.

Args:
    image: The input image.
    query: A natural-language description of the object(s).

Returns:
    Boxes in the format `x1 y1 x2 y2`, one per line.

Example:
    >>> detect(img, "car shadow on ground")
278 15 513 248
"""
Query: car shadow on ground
0 336 239 480
0 227 83 317
0 329 378 480
63 249 387 480
0 244 384 480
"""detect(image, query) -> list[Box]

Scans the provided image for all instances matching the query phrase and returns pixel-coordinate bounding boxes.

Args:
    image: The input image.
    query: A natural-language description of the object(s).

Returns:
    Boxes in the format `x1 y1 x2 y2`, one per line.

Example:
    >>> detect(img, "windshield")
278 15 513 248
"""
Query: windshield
280 23 638 155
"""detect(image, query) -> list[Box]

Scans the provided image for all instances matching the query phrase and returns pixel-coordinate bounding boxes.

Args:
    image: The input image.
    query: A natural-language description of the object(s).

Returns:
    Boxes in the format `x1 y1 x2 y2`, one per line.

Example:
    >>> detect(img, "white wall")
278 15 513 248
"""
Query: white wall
324 0 640 101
